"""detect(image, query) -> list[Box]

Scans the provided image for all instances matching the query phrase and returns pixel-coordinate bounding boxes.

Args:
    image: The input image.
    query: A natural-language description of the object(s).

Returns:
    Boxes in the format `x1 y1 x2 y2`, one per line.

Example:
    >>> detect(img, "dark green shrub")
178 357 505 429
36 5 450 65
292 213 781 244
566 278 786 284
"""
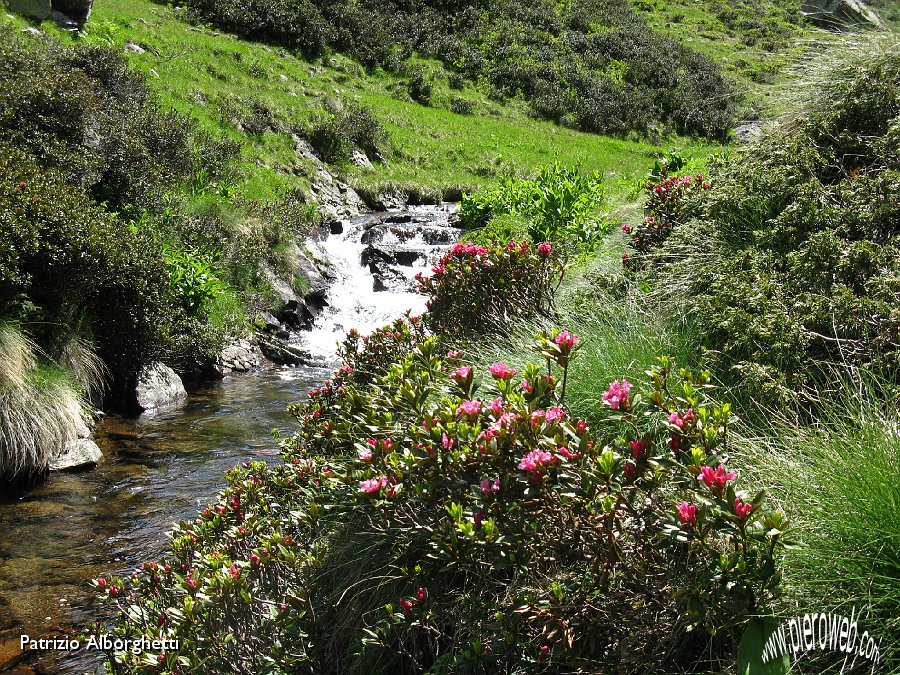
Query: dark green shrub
0 143 193 383
406 66 433 105
180 0 738 138
307 102 389 163
186 0 331 56
448 95 473 115
0 26 233 215
654 46 900 396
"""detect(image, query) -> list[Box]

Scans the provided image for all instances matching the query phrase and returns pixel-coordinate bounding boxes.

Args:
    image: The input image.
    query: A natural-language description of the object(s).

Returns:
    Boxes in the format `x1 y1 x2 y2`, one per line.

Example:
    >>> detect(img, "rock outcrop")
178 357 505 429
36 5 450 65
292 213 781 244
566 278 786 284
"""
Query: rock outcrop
310 167 369 228
9 0 92 26
134 362 187 412
801 0 883 28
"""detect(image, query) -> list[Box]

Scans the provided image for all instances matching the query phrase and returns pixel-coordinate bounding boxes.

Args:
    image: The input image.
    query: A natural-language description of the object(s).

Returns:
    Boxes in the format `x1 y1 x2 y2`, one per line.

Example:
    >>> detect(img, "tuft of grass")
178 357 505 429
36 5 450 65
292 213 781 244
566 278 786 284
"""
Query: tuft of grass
736 374 900 671
0 324 88 480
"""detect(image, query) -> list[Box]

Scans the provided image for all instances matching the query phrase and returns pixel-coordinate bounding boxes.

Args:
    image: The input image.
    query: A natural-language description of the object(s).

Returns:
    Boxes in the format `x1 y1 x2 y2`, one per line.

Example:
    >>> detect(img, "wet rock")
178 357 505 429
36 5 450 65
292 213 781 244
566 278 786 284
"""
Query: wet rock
9 0 50 21
215 339 262 376
49 438 102 472
801 0 882 28
134 363 187 412
256 333 314 365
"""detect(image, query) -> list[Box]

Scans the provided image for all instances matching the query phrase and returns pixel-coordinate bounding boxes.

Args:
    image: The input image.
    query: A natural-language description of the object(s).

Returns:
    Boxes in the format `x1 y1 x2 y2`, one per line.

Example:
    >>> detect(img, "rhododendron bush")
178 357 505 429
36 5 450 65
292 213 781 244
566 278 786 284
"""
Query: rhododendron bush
92 318 789 673
417 240 565 335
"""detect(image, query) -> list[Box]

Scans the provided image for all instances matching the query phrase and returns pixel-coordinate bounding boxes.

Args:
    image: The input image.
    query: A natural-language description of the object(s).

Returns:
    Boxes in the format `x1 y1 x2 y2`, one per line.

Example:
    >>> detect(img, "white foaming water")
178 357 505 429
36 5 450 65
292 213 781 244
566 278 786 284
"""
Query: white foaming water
296 204 457 361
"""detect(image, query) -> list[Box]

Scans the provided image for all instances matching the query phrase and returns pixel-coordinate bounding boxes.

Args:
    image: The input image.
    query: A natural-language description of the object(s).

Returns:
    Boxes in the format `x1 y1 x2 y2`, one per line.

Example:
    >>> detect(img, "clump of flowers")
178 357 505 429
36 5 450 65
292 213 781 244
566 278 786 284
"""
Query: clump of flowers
623 173 710 264
418 240 565 335
93 323 789 675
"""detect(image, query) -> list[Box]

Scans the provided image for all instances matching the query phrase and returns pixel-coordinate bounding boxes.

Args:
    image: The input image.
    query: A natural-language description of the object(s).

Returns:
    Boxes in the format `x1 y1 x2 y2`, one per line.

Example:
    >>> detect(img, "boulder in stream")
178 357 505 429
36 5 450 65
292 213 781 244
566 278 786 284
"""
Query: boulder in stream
50 438 102 472
216 338 263 376
134 362 187 412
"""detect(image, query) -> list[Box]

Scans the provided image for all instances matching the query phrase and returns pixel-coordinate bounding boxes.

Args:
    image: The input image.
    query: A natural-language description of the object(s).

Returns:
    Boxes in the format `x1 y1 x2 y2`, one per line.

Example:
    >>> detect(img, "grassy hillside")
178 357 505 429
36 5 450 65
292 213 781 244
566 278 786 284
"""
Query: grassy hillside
7 0 722 205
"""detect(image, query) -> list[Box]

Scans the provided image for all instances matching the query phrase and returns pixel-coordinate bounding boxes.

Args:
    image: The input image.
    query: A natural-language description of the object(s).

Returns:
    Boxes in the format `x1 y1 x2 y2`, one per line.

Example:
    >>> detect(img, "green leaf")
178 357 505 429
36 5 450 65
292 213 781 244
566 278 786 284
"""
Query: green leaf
737 617 790 675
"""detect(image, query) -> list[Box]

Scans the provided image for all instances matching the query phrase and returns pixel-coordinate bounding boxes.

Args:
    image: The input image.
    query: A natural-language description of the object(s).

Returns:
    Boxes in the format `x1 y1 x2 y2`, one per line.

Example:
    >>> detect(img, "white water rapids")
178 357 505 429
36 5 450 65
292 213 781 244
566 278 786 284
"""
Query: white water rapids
295 204 458 361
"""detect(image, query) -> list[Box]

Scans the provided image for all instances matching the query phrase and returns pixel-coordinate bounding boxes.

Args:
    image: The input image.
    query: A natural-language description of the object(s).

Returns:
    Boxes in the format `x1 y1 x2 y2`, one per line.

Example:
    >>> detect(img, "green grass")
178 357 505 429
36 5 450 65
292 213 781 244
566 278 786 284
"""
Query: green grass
5 0 726 205
733 376 900 672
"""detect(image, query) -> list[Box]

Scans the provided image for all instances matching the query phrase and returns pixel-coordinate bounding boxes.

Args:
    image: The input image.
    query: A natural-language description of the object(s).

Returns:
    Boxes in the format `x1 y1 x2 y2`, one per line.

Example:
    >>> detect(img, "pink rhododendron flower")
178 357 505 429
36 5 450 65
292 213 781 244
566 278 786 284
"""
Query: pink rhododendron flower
621 224 633 233
678 502 697 526
489 362 517 380
507 241 519 250
623 461 636 482
576 419 588 434
630 438 650 462
518 449 555 472
490 397 504 416
229 564 241 581
669 411 685 428
698 465 736 492
359 476 388 494
358 448 373 461
480 478 500 494
530 409 546 426
474 510 485 528
521 380 533 394
451 366 472 382
557 446 580 461
554 330 580 350
602 380 632 409
446 349 462 359
499 412 518 429
457 399 483 417
545 406 566 423
538 241 552 255
734 498 753 520
399 598 415 616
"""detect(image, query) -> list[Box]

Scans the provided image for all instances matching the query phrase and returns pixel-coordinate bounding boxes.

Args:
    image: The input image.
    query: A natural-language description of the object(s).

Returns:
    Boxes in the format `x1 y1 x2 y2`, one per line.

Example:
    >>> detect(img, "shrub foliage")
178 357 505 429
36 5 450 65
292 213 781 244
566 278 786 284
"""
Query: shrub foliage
646 47 900 395
183 0 738 138
92 317 788 673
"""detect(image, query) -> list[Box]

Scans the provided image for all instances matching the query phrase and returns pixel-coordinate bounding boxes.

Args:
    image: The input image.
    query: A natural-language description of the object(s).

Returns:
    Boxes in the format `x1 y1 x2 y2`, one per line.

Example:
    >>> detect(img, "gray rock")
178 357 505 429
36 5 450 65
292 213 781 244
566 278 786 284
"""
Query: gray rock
50 438 102 472
734 121 764 145
21 25 42 35
134 362 187 412
9 0 50 21
801 0 882 28
310 167 368 228
124 42 146 53
349 150 374 170
292 134 320 161
215 339 263 376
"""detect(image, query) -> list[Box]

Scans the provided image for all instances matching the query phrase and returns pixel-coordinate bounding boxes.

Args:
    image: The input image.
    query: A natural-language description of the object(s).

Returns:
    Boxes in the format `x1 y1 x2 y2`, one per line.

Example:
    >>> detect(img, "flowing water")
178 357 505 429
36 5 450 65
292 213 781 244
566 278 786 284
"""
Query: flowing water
0 205 455 674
